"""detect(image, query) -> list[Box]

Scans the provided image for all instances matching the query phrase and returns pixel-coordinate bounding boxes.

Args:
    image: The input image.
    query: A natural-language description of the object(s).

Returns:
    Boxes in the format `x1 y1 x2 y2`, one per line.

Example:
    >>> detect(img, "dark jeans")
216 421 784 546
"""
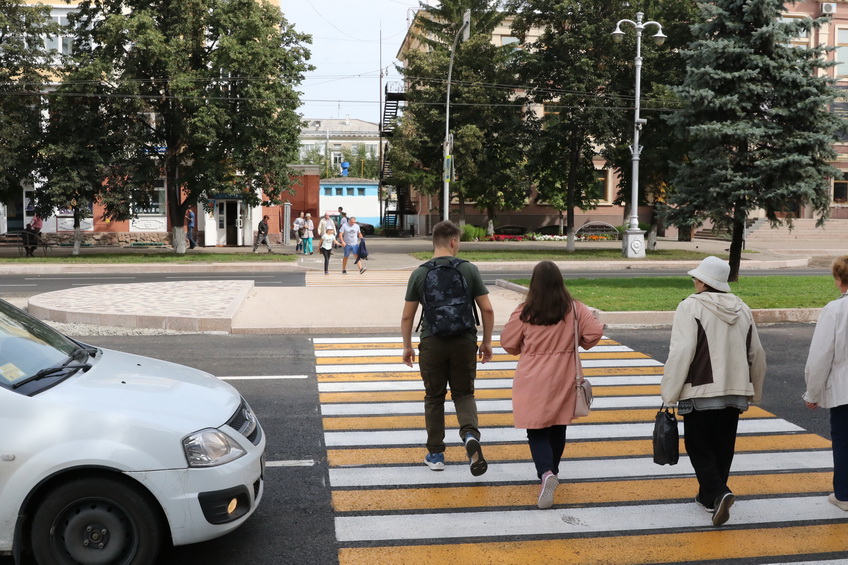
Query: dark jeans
321 247 332 272
683 407 740 506
831 404 848 500
527 425 567 479
187 228 196 248
418 336 479 454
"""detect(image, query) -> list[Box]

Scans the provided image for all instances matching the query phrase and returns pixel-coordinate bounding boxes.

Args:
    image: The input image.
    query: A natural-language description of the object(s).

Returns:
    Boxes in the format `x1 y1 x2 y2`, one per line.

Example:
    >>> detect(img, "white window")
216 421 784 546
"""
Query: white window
837 29 848 78
45 11 75 57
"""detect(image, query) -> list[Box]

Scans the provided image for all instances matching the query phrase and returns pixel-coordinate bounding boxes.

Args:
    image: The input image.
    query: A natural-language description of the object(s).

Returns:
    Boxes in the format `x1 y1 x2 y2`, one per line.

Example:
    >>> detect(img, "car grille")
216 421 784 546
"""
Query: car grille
226 398 262 446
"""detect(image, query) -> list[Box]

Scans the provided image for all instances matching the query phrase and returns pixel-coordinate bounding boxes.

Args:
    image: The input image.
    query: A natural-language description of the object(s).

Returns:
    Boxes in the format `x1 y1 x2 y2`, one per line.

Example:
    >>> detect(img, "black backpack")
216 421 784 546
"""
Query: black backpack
416 258 479 336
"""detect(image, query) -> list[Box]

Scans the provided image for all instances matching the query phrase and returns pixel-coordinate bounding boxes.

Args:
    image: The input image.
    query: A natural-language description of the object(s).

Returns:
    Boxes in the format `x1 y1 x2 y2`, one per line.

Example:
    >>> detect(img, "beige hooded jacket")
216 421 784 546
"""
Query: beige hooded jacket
661 292 766 406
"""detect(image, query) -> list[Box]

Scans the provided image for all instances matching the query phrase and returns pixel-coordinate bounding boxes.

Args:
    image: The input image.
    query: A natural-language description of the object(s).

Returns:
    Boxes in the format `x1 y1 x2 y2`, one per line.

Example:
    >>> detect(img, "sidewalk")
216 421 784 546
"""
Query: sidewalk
10 236 847 334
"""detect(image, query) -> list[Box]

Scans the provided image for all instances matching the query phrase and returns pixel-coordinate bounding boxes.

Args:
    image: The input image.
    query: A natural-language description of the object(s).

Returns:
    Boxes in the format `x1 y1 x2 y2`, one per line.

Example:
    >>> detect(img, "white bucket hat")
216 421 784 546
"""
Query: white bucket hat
687 256 731 293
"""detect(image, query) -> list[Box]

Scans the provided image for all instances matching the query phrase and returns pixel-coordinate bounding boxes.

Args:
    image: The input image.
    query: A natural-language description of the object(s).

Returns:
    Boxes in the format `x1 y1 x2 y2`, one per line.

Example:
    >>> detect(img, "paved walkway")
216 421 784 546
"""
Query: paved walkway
9 235 848 334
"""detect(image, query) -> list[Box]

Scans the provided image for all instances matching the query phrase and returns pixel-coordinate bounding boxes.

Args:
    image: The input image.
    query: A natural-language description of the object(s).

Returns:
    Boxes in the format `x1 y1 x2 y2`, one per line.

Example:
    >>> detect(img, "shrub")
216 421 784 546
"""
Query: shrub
461 224 486 242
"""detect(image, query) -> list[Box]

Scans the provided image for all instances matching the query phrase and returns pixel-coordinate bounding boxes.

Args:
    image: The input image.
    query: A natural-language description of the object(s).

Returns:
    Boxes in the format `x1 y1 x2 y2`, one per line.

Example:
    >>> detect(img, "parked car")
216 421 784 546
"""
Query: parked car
493 225 528 236
0 298 265 564
330 214 375 235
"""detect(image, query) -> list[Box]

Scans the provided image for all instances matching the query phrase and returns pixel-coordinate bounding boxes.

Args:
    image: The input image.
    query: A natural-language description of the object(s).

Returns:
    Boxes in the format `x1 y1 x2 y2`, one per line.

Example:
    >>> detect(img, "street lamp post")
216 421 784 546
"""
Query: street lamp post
443 9 471 223
612 12 665 258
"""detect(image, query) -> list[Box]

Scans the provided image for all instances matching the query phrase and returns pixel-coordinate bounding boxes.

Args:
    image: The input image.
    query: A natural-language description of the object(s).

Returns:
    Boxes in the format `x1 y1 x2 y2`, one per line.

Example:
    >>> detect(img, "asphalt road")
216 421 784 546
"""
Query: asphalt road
2 325 825 565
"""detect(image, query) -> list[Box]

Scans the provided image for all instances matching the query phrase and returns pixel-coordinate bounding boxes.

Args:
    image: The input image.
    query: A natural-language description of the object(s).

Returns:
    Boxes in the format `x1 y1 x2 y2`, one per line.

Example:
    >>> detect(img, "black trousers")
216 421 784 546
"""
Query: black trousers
527 425 567 479
683 407 740 506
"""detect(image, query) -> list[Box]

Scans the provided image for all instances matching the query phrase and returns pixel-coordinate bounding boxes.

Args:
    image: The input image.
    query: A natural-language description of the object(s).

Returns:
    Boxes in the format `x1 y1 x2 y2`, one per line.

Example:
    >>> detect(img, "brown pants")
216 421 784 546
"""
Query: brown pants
418 336 480 454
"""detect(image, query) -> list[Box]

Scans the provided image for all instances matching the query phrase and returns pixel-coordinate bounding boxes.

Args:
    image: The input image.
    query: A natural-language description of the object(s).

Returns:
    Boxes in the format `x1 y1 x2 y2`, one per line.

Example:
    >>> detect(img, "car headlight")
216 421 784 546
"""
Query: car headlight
183 429 246 467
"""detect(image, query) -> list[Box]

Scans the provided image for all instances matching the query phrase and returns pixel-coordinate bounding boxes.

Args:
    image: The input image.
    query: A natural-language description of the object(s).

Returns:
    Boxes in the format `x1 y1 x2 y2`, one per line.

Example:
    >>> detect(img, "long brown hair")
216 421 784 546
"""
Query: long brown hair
520 260 573 325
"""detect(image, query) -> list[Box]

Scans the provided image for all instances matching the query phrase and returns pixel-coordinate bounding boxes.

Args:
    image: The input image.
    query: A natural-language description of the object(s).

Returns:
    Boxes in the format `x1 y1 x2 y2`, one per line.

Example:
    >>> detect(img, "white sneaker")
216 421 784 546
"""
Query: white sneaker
537 471 558 509
829 493 848 511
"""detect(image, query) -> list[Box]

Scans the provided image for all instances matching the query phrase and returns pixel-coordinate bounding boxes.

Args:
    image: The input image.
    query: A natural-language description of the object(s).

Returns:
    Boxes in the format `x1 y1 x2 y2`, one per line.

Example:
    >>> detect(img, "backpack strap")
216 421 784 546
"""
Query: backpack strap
414 260 436 333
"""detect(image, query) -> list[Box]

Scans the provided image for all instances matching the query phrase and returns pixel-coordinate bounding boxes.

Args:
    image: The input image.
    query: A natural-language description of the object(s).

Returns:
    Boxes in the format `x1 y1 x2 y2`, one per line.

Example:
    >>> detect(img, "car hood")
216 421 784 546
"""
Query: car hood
39 348 240 432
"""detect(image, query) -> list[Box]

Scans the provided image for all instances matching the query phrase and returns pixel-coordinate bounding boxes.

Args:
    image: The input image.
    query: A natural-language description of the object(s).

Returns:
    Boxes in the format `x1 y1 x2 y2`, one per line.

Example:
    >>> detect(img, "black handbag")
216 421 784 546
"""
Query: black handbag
652 406 679 466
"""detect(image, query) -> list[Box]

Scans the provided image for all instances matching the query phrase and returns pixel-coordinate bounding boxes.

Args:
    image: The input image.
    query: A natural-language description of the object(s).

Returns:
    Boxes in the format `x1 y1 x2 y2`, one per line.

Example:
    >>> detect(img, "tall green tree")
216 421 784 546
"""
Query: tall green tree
509 0 630 251
666 0 844 280
0 1 56 205
391 0 527 227
65 0 312 253
342 144 380 179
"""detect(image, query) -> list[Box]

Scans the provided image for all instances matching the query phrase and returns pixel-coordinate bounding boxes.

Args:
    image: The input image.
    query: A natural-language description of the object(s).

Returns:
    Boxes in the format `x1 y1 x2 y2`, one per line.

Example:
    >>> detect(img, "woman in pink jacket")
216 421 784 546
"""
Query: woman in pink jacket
501 261 604 508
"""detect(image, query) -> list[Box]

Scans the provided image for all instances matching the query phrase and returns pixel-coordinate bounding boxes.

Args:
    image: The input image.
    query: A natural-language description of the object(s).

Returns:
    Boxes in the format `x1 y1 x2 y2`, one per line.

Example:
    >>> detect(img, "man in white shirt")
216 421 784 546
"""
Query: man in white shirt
337 216 365 274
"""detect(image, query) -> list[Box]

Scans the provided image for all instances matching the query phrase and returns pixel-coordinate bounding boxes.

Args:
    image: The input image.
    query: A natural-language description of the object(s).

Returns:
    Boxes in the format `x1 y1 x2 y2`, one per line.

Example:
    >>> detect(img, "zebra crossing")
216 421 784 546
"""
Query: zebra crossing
314 336 846 565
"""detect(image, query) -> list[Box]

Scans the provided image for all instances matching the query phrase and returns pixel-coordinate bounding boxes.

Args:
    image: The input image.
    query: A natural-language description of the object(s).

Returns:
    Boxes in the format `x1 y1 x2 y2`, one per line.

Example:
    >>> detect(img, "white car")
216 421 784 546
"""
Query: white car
0 298 265 564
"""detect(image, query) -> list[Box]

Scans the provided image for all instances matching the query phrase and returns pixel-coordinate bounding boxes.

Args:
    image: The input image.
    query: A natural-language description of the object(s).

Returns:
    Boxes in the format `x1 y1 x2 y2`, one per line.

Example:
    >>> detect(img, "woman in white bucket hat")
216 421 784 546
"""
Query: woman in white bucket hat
661 255 767 527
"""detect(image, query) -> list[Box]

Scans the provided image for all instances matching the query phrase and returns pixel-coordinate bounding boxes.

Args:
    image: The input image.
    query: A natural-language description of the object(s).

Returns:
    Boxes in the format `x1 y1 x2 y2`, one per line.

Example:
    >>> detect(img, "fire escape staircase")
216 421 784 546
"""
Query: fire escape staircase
381 84 414 235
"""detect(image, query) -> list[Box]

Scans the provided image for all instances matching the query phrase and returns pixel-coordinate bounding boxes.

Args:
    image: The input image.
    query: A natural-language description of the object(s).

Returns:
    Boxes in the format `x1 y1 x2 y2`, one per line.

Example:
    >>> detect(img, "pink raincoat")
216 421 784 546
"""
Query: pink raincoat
501 301 604 429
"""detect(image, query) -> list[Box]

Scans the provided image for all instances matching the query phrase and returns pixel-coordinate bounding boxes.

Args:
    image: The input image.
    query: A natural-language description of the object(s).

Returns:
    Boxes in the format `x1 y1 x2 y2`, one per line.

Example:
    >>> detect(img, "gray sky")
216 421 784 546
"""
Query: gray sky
281 0 427 124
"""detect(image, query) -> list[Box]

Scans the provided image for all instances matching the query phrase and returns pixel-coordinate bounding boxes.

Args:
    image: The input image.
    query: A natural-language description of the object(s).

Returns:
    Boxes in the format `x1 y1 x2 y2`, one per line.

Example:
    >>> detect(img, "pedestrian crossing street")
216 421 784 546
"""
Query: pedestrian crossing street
314 336 848 565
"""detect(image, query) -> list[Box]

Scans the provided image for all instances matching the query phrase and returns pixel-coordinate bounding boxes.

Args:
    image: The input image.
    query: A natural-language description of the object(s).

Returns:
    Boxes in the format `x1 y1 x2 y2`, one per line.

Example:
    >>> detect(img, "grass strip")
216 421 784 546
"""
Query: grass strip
508 275 837 311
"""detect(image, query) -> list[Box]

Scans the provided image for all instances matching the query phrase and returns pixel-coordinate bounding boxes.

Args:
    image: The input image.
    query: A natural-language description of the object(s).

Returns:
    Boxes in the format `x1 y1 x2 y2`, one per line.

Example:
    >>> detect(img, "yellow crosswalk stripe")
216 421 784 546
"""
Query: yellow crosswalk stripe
332 472 832 512
319 384 661 404
315 351 651 365
326 434 831 467
338 523 848 565
316 365 664 382
321 407 774 431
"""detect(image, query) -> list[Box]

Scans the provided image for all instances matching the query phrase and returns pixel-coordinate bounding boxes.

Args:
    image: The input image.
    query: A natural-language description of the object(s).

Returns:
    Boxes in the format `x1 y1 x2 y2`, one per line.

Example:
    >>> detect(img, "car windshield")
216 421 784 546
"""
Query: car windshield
0 298 82 393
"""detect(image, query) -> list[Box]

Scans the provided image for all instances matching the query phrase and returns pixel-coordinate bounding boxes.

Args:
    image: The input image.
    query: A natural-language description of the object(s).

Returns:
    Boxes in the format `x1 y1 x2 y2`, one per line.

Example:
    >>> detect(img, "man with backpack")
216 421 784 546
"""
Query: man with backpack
401 220 494 476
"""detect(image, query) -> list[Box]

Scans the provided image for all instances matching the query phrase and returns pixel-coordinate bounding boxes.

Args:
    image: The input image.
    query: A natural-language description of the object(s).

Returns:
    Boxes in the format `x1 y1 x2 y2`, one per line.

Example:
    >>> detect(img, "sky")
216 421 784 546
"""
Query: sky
280 0 430 125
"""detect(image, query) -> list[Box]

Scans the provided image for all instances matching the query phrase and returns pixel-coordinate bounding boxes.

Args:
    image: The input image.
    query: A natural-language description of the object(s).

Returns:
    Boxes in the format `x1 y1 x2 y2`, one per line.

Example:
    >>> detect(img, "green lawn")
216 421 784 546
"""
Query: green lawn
412 249 731 262
509 276 837 311
0 253 299 264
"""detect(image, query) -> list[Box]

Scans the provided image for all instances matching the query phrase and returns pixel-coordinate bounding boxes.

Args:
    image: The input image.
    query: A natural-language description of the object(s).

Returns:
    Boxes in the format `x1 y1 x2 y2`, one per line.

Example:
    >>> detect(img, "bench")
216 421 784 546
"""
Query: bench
575 221 621 241
0 231 50 257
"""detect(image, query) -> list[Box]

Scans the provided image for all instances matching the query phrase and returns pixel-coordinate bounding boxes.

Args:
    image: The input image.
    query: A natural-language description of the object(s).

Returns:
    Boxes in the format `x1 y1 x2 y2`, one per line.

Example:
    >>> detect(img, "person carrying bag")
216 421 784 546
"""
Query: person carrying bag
501 261 604 509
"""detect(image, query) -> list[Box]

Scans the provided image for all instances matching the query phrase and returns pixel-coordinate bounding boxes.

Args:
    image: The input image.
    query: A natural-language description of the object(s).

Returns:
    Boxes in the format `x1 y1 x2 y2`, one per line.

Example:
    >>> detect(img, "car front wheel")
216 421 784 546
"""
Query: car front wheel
30 476 164 565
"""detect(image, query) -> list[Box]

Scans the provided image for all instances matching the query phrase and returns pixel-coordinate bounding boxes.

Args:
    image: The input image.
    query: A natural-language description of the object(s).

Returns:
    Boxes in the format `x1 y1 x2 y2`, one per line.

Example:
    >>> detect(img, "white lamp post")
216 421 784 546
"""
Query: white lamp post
612 12 666 258
443 9 471 223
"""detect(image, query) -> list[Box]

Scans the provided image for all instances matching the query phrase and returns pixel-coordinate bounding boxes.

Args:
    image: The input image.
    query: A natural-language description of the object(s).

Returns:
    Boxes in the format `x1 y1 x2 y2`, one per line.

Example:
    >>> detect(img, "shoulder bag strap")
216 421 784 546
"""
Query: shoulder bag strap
573 304 583 383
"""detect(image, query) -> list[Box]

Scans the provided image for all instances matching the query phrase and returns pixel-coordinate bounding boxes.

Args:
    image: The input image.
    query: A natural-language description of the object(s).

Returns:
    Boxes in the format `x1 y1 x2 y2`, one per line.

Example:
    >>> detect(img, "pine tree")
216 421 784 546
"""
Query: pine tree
666 0 843 280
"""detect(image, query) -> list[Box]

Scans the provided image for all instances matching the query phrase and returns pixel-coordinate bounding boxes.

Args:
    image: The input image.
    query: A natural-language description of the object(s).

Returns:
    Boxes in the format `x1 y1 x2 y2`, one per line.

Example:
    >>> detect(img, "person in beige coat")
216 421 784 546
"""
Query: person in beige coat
501 261 604 509
803 255 848 511
661 256 766 527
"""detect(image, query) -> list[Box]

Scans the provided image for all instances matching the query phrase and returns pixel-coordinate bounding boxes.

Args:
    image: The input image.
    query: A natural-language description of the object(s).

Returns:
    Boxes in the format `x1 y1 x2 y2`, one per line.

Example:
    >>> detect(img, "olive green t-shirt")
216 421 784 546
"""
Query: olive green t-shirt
405 257 488 341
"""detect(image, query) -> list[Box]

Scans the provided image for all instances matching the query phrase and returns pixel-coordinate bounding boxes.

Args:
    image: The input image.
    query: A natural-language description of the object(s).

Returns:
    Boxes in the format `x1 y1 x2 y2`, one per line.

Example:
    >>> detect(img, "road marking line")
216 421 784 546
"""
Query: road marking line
265 459 316 467
331 472 833 511
328 451 830 488
337 523 848 565
326 434 831 467
219 375 309 380
323 419 804 448
313 345 634 357
335 495 841 542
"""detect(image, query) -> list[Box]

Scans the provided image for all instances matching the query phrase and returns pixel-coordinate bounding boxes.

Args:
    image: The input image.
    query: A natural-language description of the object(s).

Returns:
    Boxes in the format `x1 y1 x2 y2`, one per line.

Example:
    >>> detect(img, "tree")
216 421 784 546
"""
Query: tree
0 1 57 204
36 63 156 255
509 0 630 251
342 144 380 179
391 0 527 227
66 0 312 253
666 0 844 280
